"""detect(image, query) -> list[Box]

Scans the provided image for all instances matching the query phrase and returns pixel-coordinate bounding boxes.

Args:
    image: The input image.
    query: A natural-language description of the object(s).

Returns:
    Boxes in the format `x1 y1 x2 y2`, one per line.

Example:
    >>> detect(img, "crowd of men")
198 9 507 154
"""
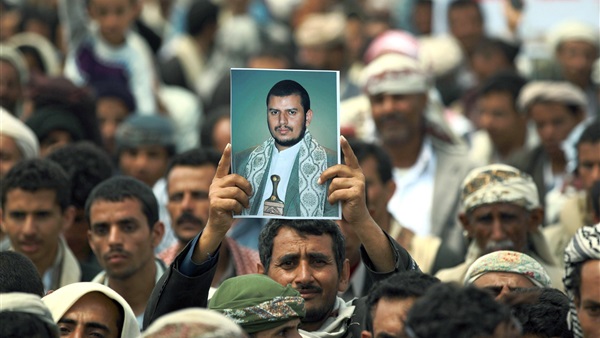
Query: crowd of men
1 0 599 337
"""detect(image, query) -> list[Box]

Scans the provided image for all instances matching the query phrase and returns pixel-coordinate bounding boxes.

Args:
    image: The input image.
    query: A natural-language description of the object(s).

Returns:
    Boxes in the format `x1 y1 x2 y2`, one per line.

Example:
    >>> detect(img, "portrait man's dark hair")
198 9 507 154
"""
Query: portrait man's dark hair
266 79 311 112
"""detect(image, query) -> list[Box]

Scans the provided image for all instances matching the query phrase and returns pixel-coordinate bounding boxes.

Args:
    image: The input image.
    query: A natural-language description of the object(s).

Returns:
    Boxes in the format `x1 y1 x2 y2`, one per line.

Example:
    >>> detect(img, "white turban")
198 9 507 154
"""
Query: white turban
42 282 140 338
0 107 39 159
360 53 432 96
142 308 245 338
517 81 588 113
0 292 58 337
547 20 599 52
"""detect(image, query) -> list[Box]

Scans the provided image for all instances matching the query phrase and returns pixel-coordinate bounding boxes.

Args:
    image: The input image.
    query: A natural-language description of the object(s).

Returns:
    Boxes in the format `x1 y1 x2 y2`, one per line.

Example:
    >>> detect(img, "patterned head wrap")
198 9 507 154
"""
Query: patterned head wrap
208 274 305 334
563 223 600 338
461 164 540 213
464 250 552 287
0 292 59 337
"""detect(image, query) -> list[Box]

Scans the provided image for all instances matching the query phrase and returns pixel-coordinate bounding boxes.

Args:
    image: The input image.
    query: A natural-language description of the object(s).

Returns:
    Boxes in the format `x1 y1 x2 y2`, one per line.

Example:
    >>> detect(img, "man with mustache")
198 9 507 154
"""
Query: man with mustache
143 137 419 336
435 164 563 289
233 79 337 217
86 176 166 329
0 159 80 292
361 52 474 258
158 148 259 288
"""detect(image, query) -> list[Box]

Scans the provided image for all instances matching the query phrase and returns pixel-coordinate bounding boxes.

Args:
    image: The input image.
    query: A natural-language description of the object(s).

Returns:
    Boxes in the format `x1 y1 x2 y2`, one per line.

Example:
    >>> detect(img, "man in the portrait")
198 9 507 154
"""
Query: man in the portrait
233 79 338 217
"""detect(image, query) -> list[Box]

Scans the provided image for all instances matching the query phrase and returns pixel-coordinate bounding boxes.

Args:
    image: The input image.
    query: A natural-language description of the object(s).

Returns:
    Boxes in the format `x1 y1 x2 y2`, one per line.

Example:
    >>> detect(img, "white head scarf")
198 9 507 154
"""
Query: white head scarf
0 292 59 337
142 308 245 338
42 282 140 338
0 107 39 159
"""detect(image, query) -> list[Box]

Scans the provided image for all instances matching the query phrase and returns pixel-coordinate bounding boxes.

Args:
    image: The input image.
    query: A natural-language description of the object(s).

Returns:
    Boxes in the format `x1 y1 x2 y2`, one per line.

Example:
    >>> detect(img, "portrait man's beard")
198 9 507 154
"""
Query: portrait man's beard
270 118 307 148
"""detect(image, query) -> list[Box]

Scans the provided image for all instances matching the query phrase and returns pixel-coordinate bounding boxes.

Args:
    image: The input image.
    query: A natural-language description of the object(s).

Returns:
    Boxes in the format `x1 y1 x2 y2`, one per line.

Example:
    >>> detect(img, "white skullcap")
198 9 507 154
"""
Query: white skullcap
361 53 432 95
419 34 464 77
0 107 39 159
547 20 599 51
142 308 246 338
517 81 587 113
295 12 346 47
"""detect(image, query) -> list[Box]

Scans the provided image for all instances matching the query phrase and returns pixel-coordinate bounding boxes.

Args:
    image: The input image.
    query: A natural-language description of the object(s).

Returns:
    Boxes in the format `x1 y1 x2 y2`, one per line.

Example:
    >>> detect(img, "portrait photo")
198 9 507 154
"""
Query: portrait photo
231 68 341 219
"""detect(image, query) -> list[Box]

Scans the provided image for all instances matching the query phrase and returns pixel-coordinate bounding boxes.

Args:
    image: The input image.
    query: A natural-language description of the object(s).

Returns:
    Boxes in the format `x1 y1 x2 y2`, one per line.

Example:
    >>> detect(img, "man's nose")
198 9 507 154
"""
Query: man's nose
107 226 123 245
278 112 288 125
490 218 507 242
22 215 37 236
295 260 313 284
496 285 512 300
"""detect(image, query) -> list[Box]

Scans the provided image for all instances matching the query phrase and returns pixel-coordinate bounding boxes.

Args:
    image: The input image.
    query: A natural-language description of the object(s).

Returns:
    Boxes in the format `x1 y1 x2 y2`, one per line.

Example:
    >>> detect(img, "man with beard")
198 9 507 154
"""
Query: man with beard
361 52 474 257
86 176 166 328
158 148 259 287
233 79 337 217
435 164 563 289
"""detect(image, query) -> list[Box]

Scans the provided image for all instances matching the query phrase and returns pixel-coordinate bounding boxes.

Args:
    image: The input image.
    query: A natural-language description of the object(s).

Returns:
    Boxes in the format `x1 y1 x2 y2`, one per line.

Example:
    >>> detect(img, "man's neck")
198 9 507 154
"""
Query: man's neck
108 259 157 316
497 126 527 159
385 134 425 168
35 244 59 278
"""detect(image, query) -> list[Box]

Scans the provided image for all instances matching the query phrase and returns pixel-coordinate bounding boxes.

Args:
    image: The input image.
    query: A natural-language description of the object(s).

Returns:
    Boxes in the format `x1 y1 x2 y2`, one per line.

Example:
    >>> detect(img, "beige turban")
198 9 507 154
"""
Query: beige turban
42 282 140 338
0 107 39 159
461 164 540 213
142 308 246 338
517 81 587 113
360 53 432 95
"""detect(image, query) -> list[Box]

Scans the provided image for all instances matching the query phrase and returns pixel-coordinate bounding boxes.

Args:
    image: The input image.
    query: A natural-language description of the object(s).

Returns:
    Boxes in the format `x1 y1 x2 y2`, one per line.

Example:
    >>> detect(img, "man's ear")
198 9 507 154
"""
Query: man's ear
61 206 76 232
361 330 373 338
305 109 313 127
151 221 165 248
338 258 351 293
527 208 544 233
257 263 265 274
459 212 472 237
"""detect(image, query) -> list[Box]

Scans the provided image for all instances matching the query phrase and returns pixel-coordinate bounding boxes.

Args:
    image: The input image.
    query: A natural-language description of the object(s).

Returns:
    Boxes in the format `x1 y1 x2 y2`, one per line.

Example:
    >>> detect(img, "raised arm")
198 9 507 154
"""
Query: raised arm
320 136 398 273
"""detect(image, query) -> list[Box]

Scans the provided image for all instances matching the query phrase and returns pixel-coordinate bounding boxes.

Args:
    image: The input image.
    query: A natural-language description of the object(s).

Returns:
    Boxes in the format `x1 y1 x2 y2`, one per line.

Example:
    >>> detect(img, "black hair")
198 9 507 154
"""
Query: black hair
502 288 573 338
18 5 59 44
448 0 483 20
0 252 44 297
1 159 70 211
473 37 521 65
478 71 528 110
266 80 311 113
577 120 600 149
258 219 345 275
165 147 221 180
349 140 393 183
0 312 58 338
200 105 230 149
365 271 440 334
406 283 515 338
47 141 114 209
186 0 219 36
84 176 159 228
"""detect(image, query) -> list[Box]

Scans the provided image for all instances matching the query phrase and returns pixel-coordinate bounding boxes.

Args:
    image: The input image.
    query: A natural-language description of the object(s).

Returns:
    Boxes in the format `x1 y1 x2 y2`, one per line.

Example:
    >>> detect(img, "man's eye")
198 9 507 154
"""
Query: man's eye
58 325 71 335
586 305 600 316
9 212 26 220
93 225 108 235
122 223 136 233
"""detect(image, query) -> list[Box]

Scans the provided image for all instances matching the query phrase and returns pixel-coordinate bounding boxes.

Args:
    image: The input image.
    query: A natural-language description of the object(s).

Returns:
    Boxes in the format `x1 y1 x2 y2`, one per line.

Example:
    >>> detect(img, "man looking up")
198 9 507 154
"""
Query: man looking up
143 137 419 337
436 164 563 289
234 79 337 217
0 159 80 292
86 176 165 328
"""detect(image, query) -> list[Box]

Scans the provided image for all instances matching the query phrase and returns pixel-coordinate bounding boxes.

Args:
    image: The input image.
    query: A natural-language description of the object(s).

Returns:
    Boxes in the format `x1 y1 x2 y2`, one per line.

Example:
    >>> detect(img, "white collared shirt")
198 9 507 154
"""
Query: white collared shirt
257 141 302 215
387 137 437 236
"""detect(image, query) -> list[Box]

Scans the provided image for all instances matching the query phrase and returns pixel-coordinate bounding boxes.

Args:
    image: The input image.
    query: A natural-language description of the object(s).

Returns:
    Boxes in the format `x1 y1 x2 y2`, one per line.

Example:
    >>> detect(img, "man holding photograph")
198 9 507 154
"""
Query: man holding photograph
234 79 338 218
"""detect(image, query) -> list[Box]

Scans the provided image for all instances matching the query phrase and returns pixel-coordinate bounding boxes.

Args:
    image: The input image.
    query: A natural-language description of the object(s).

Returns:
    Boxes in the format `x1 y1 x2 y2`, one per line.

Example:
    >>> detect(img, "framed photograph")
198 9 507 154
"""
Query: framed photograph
231 68 341 219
